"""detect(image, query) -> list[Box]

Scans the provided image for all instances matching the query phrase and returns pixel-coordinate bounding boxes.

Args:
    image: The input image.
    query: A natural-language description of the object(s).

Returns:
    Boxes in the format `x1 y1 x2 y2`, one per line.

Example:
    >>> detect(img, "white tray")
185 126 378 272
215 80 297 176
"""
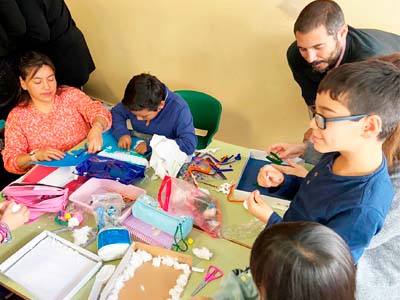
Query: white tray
0 230 102 300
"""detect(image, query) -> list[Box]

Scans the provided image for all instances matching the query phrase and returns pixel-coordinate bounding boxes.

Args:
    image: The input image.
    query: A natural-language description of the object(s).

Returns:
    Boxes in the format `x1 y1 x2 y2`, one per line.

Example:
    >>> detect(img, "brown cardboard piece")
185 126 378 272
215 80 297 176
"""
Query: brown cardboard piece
111 242 192 300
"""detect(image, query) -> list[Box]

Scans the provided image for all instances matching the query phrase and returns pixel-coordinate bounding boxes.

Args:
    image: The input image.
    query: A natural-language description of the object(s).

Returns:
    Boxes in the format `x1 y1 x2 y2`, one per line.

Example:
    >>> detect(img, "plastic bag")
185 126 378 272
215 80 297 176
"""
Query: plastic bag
91 193 125 230
74 155 145 185
158 176 222 238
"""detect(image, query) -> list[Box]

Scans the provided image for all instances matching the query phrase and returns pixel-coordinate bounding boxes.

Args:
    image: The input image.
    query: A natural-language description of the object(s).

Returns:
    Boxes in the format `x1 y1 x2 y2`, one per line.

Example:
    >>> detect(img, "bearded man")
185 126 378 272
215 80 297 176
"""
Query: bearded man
287 0 400 116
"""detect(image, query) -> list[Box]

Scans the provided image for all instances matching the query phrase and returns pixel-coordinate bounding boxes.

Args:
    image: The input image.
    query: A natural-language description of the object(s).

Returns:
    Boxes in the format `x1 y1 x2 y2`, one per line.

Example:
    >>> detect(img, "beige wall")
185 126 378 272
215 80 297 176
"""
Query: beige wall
67 0 400 150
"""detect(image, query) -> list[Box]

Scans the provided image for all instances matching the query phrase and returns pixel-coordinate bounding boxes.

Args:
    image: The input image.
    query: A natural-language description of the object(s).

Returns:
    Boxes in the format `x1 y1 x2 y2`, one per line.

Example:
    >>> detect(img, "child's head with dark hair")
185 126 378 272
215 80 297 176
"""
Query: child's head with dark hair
122 73 166 111
317 60 400 141
250 222 356 300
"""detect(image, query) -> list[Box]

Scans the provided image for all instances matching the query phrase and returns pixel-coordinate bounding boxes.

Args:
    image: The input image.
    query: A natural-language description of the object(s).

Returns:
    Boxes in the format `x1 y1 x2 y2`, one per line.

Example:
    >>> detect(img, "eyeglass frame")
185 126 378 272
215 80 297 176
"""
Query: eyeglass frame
313 112 369 130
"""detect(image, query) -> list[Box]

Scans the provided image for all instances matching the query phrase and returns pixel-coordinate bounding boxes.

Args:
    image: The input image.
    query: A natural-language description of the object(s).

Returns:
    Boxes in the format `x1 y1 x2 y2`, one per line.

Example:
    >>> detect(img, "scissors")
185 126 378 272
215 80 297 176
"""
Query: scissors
266 151 284 165
191 265 224 296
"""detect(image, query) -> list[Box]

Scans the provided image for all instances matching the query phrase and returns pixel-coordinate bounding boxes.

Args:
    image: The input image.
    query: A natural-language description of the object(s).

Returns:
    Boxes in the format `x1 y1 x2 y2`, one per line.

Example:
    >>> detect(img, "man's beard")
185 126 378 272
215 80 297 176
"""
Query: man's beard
311 42 342 73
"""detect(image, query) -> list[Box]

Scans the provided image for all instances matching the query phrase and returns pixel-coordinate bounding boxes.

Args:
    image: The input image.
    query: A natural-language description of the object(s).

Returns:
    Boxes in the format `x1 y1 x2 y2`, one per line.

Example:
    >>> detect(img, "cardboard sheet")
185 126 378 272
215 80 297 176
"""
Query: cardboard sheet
101 242 192 300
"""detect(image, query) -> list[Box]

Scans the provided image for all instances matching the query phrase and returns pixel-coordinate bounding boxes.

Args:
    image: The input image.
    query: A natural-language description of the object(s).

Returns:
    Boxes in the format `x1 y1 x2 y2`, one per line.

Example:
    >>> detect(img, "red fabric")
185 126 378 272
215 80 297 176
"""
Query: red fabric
22 166 58 183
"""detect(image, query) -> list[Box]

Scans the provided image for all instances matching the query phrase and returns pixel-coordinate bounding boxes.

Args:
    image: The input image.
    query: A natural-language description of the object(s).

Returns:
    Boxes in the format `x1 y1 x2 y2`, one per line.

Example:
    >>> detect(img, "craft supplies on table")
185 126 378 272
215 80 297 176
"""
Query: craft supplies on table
158 176 223 238
97 147 149 168
100 242 192 300
88 264 116 300
234 149 291 212
69 178 146 222
92 193 132 261
122 214 176 249
130 194 193 251
132 195 193 238
74 155 146 185
2 182 69 221
0 231 102 300
31 130 147 168
191 265 224 296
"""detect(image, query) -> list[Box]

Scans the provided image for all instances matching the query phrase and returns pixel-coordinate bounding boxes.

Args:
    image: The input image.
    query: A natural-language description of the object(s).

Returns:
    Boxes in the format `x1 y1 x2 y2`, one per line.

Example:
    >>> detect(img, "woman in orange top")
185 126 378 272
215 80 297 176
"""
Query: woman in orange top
2 51 111 174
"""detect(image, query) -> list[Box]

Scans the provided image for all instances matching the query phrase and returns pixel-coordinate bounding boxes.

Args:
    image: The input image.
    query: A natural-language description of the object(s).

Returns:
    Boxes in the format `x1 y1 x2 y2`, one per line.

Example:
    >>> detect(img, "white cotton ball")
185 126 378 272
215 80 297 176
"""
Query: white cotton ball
152 256 161 268
11 204 21 213
192 247 213 260
174 285 184 294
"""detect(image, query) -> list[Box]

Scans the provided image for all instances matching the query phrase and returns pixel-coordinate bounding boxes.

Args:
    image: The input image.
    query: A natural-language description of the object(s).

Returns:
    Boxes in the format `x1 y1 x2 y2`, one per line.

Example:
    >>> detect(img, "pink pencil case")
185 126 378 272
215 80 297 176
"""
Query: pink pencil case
3 183 68 221
69 178 146 222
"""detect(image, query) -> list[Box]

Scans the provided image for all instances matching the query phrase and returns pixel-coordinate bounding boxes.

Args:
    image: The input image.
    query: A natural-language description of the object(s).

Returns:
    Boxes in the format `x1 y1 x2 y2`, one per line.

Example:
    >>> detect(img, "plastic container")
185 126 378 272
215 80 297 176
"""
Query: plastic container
69 178 146 222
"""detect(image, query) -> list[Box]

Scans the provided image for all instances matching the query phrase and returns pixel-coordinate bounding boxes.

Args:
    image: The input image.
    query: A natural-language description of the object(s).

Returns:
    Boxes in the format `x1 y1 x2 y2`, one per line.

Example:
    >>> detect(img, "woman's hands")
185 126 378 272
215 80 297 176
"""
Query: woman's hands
0 201 30 231
17 148 65 170
33 148 65 161
87 125 103 153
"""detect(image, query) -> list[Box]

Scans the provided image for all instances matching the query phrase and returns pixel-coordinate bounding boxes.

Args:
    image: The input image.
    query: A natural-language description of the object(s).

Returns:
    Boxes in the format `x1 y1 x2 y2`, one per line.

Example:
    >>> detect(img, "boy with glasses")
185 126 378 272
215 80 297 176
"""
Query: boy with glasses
247 60 400 263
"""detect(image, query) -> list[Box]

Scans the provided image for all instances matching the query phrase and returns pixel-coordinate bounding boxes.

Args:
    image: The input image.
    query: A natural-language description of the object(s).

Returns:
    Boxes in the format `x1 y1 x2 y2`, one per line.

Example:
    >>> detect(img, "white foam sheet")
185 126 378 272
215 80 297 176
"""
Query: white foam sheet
0 231 102 300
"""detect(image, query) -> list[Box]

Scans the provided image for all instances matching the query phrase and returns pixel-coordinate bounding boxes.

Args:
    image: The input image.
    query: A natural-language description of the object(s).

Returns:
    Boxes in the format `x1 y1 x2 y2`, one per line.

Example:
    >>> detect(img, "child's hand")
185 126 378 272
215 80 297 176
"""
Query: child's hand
246 190 274 223
257 165 284 187
118 135 132 151
191 297 214 300
274 159 309 178
267 143 306 160
0 201 30 231
134 141 147 154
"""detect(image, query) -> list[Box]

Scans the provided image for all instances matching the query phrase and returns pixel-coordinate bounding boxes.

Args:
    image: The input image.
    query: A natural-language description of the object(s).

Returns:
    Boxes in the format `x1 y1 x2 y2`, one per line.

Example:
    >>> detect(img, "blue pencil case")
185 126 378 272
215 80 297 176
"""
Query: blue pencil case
131 195 193 238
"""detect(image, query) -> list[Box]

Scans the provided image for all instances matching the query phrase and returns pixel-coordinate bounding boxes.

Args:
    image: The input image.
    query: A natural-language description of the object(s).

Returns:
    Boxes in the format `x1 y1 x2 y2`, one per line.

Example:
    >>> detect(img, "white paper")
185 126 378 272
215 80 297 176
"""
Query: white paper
38 166 76 187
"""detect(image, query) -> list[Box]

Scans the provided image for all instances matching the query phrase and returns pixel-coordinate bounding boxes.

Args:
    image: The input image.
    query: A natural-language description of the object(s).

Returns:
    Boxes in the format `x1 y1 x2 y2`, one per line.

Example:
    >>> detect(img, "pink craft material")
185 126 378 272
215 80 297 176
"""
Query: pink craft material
73 212 84 224
122 214 174 249
3 183 69 222
69 178 146 222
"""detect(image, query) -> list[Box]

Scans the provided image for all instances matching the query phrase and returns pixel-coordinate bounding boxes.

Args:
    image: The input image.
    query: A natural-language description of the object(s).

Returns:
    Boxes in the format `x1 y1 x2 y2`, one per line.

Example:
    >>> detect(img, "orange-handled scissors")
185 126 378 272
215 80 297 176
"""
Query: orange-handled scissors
191 265 224 296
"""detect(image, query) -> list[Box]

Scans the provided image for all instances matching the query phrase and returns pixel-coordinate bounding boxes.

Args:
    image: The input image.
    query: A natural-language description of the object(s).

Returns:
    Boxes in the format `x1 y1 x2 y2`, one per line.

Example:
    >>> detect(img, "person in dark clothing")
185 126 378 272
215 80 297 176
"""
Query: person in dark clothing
0 0 25 119
0 0 26 189
287 0 400 112
16 0 95 88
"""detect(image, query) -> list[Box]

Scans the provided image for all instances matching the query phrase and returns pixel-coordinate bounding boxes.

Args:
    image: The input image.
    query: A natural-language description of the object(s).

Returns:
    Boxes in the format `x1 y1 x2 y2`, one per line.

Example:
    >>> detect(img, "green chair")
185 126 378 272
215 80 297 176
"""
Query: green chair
175 90 222 150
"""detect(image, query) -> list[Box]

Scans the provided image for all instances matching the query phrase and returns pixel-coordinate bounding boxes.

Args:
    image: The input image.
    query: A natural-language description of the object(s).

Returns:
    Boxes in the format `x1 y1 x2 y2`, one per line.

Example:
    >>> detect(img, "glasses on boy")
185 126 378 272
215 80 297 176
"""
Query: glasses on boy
313 113 368 130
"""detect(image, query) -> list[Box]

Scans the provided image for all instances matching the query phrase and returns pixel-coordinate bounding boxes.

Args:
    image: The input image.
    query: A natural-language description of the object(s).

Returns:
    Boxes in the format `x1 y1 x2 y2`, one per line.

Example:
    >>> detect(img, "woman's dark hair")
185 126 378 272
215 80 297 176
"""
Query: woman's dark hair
18 51 56 105
122 73 166 111
250 222 356 300
294 0 345 36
